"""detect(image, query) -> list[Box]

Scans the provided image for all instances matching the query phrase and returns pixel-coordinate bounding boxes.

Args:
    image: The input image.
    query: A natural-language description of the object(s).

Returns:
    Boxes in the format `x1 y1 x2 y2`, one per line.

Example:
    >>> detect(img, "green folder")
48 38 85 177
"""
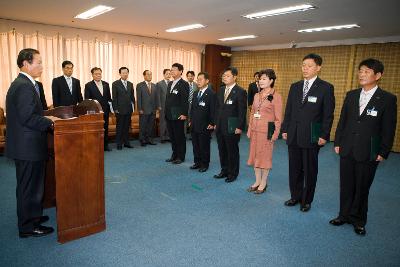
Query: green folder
170 106 182 120
310 122 321 143
227 117 239 134
370 136 381 161
267 122 275 140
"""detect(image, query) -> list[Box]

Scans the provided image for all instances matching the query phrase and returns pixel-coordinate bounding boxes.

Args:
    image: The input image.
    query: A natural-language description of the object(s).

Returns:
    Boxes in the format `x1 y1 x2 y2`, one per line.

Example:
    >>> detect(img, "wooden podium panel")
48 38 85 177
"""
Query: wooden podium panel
44 100 106 243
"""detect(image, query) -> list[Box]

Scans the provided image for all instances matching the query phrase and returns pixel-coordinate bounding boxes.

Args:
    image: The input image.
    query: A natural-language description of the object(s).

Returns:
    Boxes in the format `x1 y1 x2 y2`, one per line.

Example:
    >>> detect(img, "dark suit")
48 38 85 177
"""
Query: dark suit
52 75 83 107
156 79 170 141
36 81 48 110
84 80 112 147
190 87 215 168
215 84 247 178
5 73 53 232
137 81 159 143
112 79 135 146
247 82 259 106
334 87 397 227
165 78 189 161
281 77 335 205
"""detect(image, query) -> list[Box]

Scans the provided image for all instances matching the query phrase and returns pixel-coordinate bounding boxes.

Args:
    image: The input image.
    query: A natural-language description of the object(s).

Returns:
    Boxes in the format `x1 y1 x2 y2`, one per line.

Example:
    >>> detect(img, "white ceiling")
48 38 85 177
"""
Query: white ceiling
1 0 399 48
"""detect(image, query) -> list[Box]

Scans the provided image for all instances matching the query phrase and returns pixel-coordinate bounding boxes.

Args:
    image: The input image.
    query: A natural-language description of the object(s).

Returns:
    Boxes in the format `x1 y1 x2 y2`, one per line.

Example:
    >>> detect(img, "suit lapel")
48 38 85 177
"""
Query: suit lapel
359 87 383 118
301 78 319 106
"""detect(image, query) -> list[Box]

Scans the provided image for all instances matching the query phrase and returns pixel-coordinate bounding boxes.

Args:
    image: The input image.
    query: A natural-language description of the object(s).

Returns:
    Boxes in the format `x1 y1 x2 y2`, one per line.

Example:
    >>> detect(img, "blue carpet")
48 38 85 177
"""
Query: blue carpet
0 137 399 266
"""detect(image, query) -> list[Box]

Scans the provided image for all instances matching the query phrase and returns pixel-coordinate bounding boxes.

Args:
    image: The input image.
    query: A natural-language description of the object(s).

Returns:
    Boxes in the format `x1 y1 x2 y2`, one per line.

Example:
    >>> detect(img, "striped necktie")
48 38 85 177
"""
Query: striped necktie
34 82 40 96
302 80 309 103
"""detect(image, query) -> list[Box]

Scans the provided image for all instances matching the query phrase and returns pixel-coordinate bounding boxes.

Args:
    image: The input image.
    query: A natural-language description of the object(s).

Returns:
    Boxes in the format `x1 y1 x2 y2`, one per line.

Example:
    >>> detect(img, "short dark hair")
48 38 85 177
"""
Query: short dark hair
17 48 40 68
62 60 74 68
303 53 323 66
358 58 384 74
254 71 260 78
186 71 195 76
172 63 184 72
163 68 170 75
119 67 129 73
223 66 238 76
198 72 210 80
259 69 277 88
143 70 150 76
91 67 102 74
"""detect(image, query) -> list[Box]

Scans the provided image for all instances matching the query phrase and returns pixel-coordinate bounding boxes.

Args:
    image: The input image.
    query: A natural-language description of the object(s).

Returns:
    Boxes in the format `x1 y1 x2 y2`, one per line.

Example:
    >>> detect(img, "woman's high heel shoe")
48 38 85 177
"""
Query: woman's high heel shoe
247 185 259 192
254 185 267 194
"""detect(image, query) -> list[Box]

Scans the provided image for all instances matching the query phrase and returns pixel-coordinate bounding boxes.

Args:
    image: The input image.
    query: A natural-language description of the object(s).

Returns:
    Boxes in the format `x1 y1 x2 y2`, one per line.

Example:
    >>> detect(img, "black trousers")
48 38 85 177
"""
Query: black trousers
139 113 155 142
116 113 132 146
15 159 46 232
339 153 378 227
166 119 186 161
191 131 211 168
288 143 320 205
216 132 241 178
104 111 109 146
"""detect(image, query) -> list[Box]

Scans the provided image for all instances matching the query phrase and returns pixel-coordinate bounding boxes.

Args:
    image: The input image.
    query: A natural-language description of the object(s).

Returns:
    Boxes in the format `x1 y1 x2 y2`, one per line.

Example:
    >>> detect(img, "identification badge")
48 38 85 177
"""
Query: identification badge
308 96 317 103
173 89 178 94
227 100 233 105
199 101 205 106
367 107 378 117
254 112 261 119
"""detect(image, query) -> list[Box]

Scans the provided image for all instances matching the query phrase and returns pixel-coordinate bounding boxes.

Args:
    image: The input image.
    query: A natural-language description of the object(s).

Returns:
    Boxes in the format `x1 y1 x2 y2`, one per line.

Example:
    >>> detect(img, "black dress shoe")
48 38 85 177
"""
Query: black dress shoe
225 176 237 183
329 218 346 226
284 199 299 206
140 142 147 147
190 164 200 169
124 144 133 148
147 141 156 145
104 146 112 151
354 225 366 235
172 159 183 164
160 140 166 144
198 167 208 172
247 185 259 192
117 145 122 150
19 225 54 238
213 172 228 179
254 188 266 194
39 215 49 224
165 158 175 162
300 204 311 212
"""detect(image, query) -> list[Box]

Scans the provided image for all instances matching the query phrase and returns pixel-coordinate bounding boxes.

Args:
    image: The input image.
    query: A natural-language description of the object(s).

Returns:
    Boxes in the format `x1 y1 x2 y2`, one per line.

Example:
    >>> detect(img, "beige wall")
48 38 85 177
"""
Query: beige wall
231 42 400 152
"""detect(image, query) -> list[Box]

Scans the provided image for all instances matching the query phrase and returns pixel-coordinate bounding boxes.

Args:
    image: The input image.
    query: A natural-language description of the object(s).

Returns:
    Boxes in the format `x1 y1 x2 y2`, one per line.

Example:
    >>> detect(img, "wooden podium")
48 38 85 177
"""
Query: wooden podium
43 100 106 243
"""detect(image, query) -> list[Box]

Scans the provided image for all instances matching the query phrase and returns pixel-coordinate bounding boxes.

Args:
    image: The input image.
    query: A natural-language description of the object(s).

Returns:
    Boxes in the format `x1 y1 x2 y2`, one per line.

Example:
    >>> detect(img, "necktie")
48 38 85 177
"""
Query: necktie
123 80 127 90
359 91 368 115
189 83 194 104
67 77 72 94
34 82 40 96
302 80 309 103
147 82 152 94
197 90 202 100
224 87 230 102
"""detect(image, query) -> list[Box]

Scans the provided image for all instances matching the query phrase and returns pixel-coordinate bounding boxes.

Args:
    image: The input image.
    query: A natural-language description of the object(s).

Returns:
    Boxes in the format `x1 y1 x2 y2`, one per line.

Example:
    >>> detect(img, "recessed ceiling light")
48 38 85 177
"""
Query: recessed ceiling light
243 4 315 19
218 35 257 41
166 24 206 32
298 24 360 33
74 5 114 20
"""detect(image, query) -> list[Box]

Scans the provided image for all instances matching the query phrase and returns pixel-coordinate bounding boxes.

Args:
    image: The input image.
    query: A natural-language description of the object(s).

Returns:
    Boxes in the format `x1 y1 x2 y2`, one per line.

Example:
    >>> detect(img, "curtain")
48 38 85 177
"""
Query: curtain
0 28 202 108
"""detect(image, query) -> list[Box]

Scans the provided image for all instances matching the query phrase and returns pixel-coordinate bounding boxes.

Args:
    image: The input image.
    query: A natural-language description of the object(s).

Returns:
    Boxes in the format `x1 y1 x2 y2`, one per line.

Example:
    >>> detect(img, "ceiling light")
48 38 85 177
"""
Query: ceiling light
166 24 206 32
243 4 315 19
75 5 114 19
298 24 360 33
218 35 257 41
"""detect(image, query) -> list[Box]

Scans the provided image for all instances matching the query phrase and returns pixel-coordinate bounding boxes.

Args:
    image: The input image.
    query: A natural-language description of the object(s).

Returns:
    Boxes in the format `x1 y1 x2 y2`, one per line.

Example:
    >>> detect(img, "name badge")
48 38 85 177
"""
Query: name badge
199 101 205 106
254 112 261 119
308 96 317 103
173 89 178 94
367 107 378 117
227 100 233 105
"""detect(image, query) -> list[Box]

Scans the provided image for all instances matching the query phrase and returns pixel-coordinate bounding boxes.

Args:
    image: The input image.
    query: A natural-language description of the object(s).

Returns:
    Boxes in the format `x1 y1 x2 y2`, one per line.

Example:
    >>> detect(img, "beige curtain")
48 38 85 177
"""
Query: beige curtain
0 29 202 108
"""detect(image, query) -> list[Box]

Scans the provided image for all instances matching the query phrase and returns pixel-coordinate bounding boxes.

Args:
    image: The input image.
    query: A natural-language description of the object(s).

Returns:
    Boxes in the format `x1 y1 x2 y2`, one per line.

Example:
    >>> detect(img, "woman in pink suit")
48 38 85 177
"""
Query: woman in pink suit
247 69 283 194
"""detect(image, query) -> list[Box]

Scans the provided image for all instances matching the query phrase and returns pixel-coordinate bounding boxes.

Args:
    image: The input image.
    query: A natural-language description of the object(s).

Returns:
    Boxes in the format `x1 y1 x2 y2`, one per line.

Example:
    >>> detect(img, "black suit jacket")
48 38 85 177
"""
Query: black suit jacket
334 87 397 161
84 80 112 113
112 79 135 115
281 77 335 148
190 87 216 133
215 84 247 135
165 78 189 120
52 76 83 107
5 74 52 161
36 81 48 110
247 82 259 106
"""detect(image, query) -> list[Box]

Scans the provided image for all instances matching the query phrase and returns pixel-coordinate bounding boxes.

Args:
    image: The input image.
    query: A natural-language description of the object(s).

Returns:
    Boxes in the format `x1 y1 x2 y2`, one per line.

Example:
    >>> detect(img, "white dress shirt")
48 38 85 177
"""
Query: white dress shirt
359 86 378 115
